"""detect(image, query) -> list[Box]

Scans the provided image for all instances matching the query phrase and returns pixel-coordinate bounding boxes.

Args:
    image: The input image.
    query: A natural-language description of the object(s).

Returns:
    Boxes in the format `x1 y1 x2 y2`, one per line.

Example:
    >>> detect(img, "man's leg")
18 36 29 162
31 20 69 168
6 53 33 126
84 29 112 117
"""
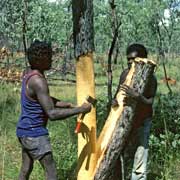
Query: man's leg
131 146 148 180
131 119 151 180
18 149 34 180
39 152 57 180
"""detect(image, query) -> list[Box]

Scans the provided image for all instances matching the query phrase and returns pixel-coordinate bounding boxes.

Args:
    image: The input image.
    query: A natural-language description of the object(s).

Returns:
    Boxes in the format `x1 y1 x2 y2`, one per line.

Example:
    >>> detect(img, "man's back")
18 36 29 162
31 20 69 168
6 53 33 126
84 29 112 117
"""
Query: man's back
16 70 48 138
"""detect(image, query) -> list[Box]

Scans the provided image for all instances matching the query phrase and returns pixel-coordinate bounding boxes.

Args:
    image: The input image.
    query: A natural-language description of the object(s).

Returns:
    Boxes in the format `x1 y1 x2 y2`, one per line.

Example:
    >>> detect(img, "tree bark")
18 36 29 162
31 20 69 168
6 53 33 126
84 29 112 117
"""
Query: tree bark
72 0 94 58
107 0 121 113
107 28 118 113
22 0 28 67
72 1 96 180
92 58 156 180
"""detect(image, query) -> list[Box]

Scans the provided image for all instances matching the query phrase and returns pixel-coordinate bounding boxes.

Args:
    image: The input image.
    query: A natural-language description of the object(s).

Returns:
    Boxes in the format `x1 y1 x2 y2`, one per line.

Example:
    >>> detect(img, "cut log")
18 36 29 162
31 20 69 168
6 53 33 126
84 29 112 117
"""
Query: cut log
92 58 156 180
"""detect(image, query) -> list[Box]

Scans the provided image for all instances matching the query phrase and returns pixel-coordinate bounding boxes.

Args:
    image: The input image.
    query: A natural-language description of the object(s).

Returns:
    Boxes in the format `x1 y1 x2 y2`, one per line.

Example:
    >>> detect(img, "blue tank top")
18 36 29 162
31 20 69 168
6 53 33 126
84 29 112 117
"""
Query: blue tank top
16 71 49 137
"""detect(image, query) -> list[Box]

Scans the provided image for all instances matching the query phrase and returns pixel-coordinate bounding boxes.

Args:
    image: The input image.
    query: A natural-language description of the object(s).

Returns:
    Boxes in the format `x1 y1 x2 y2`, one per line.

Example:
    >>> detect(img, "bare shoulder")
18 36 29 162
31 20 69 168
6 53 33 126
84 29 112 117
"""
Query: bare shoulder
28 74 48 93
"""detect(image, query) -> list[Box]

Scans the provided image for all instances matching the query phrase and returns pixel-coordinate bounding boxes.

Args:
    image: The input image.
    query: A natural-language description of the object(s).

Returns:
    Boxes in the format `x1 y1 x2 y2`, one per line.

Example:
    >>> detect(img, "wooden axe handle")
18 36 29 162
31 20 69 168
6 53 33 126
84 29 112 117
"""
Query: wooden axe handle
74 96 97 133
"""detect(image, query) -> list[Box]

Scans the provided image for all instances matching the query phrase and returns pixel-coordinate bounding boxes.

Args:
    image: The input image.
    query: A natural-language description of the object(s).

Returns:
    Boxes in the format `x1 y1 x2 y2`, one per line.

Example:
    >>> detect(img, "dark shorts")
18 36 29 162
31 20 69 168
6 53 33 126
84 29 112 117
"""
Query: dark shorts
18 135 52 160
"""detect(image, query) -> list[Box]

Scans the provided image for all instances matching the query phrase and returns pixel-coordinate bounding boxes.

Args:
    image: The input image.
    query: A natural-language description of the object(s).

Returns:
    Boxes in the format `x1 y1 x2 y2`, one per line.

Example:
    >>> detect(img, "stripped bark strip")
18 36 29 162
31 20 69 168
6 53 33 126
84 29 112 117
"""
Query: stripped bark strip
92 58 156 180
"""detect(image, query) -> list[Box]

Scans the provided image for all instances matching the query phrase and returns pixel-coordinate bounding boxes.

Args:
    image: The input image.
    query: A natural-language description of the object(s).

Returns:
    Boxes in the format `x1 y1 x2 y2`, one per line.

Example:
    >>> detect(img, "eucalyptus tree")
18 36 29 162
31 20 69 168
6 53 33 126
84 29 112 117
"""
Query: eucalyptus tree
72 1 97 179
145 0 176 93
162 0 180 57
0 0 24 51
143 0 180 57
26 0 71 45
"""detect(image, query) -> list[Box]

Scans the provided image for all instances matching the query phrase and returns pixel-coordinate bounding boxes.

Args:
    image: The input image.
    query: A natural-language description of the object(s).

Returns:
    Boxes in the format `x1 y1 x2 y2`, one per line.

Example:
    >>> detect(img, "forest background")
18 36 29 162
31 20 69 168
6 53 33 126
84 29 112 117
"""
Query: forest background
0 0 180 179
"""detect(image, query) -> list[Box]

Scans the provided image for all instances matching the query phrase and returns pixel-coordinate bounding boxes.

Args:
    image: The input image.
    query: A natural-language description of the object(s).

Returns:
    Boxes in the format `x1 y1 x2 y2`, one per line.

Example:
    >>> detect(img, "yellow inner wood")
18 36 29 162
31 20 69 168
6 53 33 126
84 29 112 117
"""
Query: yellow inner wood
91 62 136 178
76 53 97 180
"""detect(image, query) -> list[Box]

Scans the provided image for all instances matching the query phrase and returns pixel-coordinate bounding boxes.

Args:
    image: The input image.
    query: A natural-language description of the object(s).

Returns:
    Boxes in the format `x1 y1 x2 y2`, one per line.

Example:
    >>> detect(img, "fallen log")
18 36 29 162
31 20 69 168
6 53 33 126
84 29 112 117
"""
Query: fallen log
92 58 156 180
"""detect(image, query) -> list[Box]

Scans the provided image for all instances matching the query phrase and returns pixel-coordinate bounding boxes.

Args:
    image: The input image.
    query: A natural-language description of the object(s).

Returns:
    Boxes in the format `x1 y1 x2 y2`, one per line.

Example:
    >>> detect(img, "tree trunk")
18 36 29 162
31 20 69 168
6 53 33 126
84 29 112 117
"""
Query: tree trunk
107 0 121 113
107 29 118 113
92 58 156 180
22 0 28 67
72 1 96 179
72 0 94 58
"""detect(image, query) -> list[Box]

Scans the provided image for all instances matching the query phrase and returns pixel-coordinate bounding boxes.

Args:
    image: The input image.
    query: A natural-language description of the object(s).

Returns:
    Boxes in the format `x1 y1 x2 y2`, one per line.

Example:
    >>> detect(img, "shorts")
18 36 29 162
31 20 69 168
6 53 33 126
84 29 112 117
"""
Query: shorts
18 135 52 160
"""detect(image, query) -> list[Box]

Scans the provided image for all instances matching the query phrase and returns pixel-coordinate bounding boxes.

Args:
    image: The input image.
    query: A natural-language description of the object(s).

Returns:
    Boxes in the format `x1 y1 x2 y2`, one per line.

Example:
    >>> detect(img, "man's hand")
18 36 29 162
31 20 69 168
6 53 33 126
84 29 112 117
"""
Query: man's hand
120 84 140 101
111 99 119 107
65 103 76 108
80 103 92 114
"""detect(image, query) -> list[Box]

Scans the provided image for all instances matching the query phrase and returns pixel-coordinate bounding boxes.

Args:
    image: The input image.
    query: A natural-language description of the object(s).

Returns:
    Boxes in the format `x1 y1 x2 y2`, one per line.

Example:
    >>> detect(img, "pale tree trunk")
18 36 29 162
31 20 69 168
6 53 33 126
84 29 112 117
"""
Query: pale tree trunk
72 0 97 179
92 58 156 180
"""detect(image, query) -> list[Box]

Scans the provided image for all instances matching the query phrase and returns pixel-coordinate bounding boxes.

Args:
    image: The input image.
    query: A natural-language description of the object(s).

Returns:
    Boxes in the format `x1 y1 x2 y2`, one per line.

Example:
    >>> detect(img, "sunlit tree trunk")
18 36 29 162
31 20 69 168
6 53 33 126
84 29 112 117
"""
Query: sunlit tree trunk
72 0 97 179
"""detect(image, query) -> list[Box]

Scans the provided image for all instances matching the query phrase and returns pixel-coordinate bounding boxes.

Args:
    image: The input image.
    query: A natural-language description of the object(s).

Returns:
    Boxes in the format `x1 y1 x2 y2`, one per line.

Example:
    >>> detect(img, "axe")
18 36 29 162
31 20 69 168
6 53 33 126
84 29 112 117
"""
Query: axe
74 96 97 133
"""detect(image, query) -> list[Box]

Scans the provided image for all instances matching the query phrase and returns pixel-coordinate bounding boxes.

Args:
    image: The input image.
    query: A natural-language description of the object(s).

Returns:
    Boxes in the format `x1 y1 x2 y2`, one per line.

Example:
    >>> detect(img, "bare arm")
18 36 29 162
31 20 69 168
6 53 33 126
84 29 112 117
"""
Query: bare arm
121 75 157 105
28 75 91 121
112 69 129 107
114 69 129 99
51 97 76 108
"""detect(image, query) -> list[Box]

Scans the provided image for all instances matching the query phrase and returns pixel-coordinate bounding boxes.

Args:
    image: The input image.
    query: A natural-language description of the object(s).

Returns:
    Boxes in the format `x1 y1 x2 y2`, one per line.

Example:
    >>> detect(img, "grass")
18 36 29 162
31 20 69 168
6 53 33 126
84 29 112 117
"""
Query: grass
0 56 180 179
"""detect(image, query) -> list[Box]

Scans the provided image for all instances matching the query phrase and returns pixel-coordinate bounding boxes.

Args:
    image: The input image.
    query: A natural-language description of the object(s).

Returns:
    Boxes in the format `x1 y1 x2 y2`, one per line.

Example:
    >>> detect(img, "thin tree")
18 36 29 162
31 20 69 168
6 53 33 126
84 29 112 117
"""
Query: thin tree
107 0 122 112
22 0 28 67
150 12 172 94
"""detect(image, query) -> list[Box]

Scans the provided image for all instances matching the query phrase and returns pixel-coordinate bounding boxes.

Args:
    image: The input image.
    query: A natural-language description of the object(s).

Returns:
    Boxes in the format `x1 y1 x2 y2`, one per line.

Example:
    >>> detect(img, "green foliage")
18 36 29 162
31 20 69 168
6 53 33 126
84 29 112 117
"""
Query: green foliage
96 95 108 136
27 0 72 44
1 0 179 56
150 92 180 151
148 93 180 179
0 0 23 50
153 93 180 139
0 0 72 51
49 121 77 180
0 0 180 179
0 82 20 130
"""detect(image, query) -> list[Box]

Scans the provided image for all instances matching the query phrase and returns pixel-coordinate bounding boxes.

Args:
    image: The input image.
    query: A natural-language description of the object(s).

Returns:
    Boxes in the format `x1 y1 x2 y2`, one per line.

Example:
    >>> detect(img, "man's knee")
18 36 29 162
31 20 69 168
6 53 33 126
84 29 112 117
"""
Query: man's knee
22 160 34 173
40 152 55 166
19 164 33 180
39 152 57 179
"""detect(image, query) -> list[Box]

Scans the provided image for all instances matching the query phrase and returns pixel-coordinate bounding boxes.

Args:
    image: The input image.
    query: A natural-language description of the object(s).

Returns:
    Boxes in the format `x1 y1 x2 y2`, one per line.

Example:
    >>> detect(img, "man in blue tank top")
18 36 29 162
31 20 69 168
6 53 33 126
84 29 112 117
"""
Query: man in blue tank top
16 40 91 180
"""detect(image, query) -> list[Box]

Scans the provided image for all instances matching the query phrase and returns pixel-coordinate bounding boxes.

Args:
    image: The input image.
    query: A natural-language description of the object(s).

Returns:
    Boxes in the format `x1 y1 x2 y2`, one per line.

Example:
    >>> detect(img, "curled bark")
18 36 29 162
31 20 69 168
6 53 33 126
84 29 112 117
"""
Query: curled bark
93 58 156 180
